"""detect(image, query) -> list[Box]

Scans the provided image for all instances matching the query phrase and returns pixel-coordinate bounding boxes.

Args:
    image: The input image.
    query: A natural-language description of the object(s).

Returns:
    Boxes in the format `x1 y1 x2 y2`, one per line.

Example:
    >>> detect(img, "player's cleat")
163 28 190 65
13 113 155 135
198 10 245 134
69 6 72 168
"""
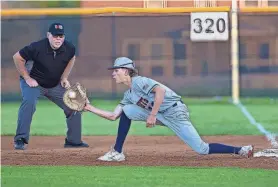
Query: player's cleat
239 145 254 158
97 148 125 161
64 138 89 148
14 139 26 150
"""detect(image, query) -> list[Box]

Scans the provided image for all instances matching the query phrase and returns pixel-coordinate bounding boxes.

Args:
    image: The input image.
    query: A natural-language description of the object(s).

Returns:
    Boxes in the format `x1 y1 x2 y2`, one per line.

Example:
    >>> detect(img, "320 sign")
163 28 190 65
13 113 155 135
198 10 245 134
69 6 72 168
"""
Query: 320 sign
190 12 229 41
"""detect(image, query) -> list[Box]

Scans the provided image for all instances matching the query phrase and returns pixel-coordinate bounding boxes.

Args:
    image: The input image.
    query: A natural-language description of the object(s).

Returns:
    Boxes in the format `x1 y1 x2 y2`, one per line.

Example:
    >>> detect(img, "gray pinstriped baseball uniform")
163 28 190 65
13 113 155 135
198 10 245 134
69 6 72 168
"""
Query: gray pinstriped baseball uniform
120 76 209 155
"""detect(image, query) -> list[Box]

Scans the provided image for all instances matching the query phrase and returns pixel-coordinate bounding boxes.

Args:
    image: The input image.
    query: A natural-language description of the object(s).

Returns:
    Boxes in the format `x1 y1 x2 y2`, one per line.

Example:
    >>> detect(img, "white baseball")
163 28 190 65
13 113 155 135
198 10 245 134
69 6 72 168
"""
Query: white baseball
68 91 76 99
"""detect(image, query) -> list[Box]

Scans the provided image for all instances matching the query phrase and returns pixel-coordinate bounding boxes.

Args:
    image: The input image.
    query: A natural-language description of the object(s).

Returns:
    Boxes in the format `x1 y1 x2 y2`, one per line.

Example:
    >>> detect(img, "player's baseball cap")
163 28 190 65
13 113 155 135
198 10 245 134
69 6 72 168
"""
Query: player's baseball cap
48 23 65 36
108 57 136 70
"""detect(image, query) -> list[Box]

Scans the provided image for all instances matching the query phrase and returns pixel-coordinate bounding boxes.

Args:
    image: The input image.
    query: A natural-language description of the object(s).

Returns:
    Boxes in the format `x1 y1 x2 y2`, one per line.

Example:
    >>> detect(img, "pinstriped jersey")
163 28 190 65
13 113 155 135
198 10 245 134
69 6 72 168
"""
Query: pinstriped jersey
119 76 181 112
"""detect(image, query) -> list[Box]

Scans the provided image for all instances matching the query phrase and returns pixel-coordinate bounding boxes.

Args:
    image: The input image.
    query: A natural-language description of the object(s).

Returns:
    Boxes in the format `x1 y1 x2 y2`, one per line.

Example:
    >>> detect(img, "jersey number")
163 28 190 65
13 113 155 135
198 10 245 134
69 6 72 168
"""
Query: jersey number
136 97 153 109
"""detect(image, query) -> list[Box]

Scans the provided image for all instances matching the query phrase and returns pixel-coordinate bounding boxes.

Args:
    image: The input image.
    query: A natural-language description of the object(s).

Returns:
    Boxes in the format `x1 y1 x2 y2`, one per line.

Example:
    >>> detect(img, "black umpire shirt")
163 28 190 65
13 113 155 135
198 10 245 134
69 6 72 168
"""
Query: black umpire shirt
19 38 75 88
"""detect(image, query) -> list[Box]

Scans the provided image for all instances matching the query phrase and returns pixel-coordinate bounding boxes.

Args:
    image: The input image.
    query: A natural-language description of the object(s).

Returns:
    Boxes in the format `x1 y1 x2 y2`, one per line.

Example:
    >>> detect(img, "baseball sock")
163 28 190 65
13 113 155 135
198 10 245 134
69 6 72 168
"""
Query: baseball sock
208 143 241 154
113 112 131 153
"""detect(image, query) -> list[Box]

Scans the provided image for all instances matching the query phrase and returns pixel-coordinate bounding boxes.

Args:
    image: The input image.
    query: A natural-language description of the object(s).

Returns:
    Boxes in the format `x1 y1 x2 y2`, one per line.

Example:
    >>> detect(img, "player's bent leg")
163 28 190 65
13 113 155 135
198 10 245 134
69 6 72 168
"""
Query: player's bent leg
124 104 210 155
160 103 254 157
98 112 129 162
114 112 131 153
123 104 149 121
98 104 151 162
14 78 41 150
161 104 209 155
124 104 209 155
46 84 88 148
123 104 163 125
171 120 210 155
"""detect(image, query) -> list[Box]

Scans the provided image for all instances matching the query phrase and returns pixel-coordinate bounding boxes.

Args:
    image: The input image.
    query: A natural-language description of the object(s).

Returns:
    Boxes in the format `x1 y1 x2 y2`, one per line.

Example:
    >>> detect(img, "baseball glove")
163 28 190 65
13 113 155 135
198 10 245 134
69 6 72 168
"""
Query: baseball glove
63 82 88 112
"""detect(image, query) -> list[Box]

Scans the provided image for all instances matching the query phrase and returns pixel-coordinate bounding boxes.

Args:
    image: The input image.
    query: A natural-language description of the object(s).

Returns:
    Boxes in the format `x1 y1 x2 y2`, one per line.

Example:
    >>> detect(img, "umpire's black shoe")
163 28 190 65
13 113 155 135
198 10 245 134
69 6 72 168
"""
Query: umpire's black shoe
14 139 26 150
64 138 89 148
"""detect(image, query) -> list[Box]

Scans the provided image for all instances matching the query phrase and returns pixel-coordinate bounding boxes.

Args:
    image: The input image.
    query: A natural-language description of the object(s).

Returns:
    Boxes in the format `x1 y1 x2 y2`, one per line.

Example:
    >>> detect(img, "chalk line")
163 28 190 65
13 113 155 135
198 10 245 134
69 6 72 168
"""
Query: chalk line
235 102 278 148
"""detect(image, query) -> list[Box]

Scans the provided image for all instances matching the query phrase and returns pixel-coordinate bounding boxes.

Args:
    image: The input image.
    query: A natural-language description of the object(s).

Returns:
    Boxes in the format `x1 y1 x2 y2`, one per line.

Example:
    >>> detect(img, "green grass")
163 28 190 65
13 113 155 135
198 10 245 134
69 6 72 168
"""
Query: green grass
244 104 278 133
2 166 278 187
1 98 277 186
1 98 277 136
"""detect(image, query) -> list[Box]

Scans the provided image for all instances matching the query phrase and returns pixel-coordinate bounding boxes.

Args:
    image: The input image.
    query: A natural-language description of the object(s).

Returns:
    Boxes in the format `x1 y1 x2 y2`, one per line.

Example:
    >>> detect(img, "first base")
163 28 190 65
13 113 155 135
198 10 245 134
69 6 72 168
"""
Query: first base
254 149 278 158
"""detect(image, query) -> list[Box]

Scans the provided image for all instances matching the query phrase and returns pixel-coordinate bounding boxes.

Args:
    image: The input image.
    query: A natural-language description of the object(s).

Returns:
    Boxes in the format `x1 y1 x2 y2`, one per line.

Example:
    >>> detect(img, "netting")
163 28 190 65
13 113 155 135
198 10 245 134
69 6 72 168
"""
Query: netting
1 12 278 101
238 13 278 97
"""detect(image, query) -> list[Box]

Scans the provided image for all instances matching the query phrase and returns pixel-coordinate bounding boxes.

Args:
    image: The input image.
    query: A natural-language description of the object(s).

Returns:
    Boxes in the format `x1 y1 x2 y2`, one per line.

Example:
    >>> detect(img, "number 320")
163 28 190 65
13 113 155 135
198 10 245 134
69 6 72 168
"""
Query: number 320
193 18 226 34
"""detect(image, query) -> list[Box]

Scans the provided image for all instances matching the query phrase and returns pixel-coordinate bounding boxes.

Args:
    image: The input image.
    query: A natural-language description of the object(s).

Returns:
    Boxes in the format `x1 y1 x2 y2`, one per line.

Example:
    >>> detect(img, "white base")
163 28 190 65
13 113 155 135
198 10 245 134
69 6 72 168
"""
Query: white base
254 149 278 158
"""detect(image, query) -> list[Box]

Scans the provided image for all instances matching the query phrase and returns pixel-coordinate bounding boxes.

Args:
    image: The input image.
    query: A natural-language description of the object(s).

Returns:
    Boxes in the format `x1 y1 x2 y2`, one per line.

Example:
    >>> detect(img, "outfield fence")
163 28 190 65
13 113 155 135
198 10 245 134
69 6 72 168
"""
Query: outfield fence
1 7 278 101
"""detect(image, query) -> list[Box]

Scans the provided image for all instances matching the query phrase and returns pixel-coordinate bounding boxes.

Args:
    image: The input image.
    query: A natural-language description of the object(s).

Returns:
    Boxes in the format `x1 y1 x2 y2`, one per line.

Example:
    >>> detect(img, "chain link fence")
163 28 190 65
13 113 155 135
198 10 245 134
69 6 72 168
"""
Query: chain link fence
1 13 277 101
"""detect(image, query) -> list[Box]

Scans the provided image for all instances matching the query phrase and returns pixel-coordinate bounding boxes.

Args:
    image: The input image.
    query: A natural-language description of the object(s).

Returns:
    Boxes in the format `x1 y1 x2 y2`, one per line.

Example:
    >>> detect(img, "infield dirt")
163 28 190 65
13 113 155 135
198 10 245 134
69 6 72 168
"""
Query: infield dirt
2 135 277 169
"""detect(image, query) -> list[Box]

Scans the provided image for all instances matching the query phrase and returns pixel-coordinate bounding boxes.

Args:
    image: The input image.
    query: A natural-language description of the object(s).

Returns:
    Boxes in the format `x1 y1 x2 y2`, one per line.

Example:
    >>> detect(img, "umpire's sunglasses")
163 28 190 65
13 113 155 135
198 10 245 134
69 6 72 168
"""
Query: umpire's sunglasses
53 34 65 39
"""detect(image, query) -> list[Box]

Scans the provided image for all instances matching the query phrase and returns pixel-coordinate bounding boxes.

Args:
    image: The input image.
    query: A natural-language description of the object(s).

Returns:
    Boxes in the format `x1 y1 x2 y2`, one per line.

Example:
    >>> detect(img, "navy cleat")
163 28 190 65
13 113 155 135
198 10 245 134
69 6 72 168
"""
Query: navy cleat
14 139 26 150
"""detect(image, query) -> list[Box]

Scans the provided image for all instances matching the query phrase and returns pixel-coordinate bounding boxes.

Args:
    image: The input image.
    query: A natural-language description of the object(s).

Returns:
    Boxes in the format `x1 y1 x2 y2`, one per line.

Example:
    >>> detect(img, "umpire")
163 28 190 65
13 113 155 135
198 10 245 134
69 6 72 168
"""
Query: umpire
12 22 89 150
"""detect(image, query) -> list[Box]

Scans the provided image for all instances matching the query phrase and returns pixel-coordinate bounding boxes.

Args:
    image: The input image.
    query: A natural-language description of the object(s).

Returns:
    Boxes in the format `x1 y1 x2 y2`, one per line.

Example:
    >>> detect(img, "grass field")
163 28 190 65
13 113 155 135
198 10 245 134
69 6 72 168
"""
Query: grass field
2 97 278 136
1 97 278 186
2 166 278 187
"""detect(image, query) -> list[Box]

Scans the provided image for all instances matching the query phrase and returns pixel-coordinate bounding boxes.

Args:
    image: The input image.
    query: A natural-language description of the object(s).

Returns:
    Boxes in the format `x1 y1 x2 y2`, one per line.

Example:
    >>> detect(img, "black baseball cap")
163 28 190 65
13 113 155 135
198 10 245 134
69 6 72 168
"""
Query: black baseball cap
48 23 64 36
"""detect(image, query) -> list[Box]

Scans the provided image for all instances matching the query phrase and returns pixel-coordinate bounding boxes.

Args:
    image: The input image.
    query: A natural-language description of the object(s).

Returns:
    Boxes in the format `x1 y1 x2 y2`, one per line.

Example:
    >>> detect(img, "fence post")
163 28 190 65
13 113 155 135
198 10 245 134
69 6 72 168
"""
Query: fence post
231 0 240 104
111 12 117 99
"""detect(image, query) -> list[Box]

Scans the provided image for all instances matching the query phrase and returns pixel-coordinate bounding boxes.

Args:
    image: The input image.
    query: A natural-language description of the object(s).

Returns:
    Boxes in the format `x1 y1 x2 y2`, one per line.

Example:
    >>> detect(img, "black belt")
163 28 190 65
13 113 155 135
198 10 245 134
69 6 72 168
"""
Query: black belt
172 100 184 107
148 100 184 111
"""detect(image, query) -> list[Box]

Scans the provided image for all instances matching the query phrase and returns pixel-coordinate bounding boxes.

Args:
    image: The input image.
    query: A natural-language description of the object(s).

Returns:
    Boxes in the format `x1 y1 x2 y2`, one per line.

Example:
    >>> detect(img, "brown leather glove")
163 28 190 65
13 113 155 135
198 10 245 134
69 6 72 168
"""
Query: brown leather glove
63 82 88 112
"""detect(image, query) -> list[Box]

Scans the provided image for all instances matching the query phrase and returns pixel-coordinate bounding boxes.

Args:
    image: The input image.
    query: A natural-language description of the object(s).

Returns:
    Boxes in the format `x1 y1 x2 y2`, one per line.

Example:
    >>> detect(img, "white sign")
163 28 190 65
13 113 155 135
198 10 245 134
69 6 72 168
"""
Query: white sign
190 12 229 41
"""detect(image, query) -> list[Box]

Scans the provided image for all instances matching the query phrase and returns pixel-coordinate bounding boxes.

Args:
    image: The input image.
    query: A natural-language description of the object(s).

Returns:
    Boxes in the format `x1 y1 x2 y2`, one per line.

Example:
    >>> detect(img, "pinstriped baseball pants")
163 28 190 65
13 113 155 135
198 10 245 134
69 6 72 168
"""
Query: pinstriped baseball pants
14 78 83 144
123 102 209 154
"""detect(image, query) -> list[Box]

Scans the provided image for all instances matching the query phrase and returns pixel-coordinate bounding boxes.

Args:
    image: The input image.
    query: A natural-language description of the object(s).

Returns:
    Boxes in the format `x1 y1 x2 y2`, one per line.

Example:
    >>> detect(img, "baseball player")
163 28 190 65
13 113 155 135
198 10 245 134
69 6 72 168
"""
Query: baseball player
13 22 89 150
84 57 254 161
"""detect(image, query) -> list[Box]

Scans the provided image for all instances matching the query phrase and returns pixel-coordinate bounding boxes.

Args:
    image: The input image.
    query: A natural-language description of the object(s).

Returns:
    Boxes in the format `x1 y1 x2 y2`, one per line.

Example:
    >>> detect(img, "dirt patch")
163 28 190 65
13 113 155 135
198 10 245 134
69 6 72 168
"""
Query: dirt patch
1 135 277 169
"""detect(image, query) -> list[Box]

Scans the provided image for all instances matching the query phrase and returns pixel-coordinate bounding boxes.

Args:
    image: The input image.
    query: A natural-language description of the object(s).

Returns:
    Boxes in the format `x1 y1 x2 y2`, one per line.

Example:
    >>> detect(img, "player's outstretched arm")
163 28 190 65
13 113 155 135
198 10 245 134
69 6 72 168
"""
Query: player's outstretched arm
84 104 123 121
